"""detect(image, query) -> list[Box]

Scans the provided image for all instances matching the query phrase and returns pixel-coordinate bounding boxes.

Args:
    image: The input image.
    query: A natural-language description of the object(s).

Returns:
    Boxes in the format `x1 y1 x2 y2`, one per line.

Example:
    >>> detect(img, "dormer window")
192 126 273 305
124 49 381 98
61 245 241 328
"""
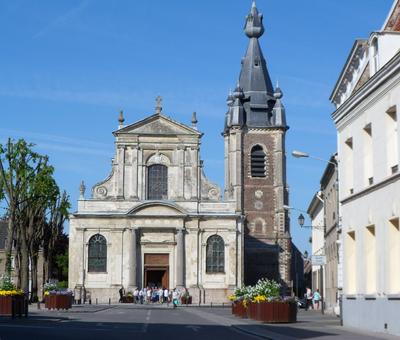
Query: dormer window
250 145 266 177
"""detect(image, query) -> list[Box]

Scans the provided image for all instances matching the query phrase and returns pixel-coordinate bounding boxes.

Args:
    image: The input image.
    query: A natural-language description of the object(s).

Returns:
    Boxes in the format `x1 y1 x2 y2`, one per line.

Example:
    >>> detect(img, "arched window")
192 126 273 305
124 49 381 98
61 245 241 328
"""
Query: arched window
206 235 224 273
251 145 266 177
147 164 168 200
88 234 107 272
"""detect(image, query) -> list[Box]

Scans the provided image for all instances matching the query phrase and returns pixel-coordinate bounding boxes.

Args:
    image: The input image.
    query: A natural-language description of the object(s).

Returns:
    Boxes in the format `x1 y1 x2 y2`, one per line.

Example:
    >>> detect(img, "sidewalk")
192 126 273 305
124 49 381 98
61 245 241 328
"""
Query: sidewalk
231 310 400 340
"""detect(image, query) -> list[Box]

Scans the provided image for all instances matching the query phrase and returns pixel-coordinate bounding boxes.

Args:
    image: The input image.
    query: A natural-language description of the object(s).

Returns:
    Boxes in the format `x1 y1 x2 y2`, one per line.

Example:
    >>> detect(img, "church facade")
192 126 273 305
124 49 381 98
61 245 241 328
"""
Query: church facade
68 2 291 303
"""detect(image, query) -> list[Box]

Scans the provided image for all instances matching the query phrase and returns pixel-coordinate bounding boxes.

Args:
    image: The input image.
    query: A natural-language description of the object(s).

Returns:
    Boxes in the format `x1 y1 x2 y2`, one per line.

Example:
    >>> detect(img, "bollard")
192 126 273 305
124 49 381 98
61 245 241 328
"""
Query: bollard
211 302 213 308
89 299 91 305
222 302 224 307
96 298 98 305
37 301 41 310
109 298 111 305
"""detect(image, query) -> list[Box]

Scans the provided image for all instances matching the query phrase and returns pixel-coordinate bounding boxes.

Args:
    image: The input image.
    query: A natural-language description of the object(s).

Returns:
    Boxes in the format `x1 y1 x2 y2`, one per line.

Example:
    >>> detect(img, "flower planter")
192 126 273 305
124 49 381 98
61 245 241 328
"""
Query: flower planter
257 302 297 323
0 296 28 317
121 296 134 303
232 301 247 318
45 294 72 310
181 296 192 305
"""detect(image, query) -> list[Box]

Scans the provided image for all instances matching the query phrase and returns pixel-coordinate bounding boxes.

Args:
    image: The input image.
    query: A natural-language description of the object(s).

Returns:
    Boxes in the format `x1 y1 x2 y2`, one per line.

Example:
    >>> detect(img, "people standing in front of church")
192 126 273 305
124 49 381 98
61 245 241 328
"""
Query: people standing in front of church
139 288 144 304
133 288 139 304
118 286 125 303
146 287 151 304
172 289 179 309
163 287 169 304
158 287 163 304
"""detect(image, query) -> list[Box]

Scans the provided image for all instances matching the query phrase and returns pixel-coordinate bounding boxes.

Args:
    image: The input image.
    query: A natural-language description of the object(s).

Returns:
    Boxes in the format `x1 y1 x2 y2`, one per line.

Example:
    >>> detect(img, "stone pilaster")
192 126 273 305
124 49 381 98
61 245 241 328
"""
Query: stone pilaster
176 228 185 288
129 228 138 289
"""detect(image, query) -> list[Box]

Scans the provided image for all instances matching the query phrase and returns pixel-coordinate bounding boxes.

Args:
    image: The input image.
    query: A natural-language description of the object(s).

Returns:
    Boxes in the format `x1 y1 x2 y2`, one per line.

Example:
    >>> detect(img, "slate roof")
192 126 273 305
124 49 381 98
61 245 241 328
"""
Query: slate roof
224 1 287 131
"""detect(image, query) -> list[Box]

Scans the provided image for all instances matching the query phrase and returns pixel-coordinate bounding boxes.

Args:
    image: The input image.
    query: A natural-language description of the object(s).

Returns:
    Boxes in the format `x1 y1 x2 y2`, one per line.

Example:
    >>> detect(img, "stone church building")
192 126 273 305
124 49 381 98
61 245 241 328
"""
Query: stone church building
69 2 292 303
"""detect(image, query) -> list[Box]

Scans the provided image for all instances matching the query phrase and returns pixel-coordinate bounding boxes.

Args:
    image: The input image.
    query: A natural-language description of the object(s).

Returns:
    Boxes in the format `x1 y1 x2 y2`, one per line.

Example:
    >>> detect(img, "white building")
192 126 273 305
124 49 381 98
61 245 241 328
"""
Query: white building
307 193 325 297
330 0 400 335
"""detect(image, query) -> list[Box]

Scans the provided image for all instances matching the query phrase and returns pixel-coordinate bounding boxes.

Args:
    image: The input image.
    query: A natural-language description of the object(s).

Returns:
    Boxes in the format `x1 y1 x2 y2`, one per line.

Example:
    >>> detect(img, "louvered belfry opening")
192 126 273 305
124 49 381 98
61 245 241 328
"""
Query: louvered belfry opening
251 145 266 177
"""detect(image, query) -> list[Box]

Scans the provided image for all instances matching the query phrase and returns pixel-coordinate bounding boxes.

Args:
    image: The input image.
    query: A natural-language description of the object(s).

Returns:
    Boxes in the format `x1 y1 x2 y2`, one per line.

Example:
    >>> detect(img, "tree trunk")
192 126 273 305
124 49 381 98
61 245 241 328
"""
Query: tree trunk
4 208 15 273
20 233 30 295
31 254 38 302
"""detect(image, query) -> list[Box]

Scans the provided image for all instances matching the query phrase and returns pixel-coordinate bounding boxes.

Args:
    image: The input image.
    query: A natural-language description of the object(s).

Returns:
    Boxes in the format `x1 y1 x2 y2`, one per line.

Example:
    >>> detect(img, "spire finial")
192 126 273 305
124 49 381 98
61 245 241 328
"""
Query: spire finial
118 110 125 128
155 95 162 114
244 0 264 38
191 111 198 129
79 180 86 199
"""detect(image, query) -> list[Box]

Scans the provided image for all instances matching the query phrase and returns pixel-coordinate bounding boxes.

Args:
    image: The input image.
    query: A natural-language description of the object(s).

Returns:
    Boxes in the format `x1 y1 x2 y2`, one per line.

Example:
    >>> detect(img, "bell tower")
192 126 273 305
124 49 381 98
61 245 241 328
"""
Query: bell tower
223 1 291 288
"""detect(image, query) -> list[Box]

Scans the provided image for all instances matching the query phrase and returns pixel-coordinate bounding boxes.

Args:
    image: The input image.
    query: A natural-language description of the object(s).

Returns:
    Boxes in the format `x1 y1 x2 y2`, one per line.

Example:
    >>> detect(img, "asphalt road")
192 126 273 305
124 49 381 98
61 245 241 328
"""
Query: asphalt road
0 305 258 340
0 305 397 340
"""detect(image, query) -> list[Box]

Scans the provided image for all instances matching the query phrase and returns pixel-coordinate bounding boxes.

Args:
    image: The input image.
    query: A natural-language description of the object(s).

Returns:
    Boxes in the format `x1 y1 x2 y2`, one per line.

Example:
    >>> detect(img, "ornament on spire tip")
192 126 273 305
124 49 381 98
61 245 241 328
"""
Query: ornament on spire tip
244 0 264 38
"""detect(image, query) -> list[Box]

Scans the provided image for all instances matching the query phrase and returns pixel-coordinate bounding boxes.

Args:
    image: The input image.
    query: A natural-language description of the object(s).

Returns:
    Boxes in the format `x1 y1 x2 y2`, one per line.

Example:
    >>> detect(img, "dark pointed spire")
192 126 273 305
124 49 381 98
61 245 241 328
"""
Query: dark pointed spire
237 1 275 128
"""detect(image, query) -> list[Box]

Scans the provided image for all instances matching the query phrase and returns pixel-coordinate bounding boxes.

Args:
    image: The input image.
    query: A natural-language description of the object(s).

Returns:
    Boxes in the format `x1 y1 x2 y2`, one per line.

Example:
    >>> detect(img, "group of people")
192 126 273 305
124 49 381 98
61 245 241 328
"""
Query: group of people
304 287 321 310
119 286 182 307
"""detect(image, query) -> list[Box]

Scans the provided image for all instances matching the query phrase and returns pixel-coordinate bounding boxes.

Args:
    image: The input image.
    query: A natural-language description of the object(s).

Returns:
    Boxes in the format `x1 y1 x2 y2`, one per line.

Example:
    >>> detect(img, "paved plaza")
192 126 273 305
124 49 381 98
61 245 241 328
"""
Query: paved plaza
0 304 398 340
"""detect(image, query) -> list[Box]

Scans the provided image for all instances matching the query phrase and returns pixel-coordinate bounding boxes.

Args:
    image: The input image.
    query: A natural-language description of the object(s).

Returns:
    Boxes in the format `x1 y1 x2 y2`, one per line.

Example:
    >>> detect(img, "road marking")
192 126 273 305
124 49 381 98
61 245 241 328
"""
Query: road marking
141 309 151 333
185 325 201 332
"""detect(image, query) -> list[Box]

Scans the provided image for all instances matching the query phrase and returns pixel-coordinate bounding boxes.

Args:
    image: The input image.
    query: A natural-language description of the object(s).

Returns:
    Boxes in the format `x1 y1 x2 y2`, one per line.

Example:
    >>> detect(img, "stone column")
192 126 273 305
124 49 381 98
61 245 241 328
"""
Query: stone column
176 228 185 288
129 228 138 289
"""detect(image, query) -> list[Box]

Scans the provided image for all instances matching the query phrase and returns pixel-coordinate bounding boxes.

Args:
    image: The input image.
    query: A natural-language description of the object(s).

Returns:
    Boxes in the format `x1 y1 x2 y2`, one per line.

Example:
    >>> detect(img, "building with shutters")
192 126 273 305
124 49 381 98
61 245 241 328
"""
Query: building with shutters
330 0 400 335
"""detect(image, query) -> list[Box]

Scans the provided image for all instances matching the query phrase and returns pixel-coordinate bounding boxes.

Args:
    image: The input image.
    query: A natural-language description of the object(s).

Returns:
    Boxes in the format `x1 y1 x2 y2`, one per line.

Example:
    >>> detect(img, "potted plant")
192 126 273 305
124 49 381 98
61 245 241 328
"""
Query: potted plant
122 292 134 303
230 279 297 323
44 282 73 310
180 288 192 305
0 274 27 317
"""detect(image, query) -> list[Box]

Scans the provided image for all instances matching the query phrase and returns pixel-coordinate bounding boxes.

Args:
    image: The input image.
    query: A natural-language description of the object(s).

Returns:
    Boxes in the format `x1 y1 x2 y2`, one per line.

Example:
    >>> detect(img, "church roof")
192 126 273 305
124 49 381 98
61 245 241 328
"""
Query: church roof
114 112 202 137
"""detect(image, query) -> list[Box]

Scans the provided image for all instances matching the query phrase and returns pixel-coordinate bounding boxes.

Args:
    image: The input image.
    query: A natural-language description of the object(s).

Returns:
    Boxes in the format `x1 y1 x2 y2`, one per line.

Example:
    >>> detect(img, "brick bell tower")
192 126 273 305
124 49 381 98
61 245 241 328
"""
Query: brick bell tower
223 1 292 288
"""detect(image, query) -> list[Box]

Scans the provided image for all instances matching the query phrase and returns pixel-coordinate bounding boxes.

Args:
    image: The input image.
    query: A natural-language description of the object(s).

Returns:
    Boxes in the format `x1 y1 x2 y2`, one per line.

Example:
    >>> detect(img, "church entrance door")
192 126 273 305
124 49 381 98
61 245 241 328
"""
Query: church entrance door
144 254 169 289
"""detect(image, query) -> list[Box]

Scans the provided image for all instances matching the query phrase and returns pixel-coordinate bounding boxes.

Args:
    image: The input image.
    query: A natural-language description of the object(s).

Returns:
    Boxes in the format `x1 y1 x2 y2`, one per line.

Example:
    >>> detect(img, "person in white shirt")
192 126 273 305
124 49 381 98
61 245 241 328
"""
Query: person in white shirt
172 288 179 308
133 288 139 304
146 287 152 304
139 289 144 304
163 288 169 304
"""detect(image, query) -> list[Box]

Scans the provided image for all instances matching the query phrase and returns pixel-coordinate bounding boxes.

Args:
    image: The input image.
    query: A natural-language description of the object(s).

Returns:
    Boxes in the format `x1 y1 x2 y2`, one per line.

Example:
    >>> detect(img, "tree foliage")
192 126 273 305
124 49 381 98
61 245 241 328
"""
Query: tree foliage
0 138 69 299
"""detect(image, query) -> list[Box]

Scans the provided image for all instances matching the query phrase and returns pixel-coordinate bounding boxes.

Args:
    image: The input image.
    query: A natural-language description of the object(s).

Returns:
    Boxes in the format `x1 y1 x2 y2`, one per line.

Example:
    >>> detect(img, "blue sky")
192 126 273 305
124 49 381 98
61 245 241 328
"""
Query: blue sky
0 0 394 253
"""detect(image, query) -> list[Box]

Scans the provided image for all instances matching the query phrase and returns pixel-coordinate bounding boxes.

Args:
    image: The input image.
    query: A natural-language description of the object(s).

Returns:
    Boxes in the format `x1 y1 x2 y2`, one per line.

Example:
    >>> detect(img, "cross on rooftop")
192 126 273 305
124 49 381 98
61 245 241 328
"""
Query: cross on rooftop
155 95 162 114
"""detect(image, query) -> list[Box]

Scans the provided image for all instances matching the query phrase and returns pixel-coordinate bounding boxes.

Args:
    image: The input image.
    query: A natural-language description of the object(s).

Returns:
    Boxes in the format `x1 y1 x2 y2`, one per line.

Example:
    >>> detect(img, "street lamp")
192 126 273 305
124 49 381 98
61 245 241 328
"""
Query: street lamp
298 213 305 227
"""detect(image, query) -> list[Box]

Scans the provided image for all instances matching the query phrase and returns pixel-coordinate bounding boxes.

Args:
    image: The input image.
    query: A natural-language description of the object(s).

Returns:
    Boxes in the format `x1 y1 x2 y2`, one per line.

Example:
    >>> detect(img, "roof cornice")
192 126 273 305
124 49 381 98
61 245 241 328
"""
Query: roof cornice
332 50 400 125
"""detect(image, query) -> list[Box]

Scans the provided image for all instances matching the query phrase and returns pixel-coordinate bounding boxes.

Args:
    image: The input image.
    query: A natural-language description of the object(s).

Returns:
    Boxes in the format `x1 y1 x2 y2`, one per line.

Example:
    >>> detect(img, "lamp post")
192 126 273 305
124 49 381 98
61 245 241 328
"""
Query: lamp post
291 149 339 316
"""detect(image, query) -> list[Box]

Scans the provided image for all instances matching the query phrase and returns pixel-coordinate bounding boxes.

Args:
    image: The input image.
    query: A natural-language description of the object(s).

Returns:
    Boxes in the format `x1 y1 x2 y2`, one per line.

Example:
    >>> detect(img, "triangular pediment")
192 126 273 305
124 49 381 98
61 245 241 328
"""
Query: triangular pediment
127 201 187 217
114 113 201 136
